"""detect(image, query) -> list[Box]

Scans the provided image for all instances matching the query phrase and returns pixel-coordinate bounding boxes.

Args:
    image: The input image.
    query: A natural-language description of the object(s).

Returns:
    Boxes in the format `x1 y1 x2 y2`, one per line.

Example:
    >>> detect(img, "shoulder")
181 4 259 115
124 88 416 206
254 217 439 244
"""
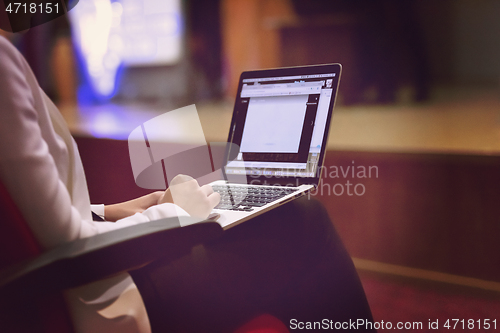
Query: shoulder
0 36 28 78
0 35 21 59
0 35 38 103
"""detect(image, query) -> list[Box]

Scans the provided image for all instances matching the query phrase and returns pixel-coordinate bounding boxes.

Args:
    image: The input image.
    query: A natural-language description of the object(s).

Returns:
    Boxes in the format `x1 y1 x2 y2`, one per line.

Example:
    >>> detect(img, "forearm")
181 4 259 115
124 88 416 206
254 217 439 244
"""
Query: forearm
102 191 164 222
104 202 135 222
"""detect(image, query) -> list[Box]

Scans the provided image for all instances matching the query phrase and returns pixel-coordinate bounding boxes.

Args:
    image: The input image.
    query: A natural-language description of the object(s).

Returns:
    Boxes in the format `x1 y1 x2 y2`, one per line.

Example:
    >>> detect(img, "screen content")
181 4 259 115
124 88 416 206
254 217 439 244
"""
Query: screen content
225 73 337 179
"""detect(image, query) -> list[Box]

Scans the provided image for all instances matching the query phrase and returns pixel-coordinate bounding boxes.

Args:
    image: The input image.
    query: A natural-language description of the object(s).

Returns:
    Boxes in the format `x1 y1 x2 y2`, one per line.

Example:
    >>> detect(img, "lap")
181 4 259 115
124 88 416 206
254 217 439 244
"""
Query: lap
132 197 373 332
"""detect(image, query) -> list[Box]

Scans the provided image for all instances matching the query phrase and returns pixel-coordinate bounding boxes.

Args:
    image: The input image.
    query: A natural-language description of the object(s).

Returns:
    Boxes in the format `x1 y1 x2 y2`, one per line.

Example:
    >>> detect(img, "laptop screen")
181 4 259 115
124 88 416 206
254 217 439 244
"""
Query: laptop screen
224 64 341 186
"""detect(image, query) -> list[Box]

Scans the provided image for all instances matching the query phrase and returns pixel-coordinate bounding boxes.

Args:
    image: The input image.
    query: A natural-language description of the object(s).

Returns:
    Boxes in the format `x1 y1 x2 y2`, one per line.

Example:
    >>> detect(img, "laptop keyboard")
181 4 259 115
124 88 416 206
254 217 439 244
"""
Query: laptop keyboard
212 185 298 211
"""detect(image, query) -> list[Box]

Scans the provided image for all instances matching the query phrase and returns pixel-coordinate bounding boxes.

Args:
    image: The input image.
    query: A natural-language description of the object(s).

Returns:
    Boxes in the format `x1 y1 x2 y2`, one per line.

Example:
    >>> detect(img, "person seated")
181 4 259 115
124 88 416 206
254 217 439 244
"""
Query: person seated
0 35 374 332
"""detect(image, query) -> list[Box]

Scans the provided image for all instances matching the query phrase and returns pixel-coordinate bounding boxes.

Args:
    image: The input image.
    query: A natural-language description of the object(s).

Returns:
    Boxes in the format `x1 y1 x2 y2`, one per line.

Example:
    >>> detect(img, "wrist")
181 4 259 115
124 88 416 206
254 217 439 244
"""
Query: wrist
104 204 124 222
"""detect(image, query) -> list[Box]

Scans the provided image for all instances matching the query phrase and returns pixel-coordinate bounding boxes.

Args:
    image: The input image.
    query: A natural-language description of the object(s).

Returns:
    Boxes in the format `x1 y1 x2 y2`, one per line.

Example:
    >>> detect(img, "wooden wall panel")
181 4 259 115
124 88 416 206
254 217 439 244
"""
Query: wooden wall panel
75 136 500 282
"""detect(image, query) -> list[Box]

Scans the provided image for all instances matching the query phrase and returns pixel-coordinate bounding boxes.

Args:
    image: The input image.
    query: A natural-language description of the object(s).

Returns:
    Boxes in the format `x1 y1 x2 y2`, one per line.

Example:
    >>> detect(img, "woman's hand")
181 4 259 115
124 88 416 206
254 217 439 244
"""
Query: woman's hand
158 174 220 219
104 175 220 221
104 191 164 222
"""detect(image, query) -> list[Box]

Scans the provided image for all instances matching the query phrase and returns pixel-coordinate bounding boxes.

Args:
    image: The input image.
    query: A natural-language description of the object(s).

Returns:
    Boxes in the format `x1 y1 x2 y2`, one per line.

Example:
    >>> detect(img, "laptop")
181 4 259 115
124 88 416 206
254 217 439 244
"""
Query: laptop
210 63 342 229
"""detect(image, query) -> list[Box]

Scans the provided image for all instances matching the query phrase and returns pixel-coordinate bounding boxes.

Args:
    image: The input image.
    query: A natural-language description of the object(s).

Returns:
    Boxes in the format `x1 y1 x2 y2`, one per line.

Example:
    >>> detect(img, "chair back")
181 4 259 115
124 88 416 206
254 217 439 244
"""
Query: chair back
0 179 74 332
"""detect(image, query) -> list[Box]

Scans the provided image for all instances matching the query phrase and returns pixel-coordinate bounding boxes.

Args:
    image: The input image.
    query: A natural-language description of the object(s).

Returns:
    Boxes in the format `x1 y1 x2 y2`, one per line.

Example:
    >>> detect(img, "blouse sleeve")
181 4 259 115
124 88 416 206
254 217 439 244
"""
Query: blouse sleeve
0 37 187 250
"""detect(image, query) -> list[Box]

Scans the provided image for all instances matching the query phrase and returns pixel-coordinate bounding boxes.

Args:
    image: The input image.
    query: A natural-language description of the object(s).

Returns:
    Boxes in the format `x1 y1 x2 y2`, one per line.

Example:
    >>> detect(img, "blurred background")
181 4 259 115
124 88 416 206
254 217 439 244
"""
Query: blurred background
5 0 500 329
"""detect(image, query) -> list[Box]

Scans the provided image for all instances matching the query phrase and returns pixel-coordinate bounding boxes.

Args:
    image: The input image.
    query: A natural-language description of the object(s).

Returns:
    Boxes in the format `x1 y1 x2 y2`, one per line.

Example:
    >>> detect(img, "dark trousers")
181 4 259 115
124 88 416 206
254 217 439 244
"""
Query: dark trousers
132 197 374 332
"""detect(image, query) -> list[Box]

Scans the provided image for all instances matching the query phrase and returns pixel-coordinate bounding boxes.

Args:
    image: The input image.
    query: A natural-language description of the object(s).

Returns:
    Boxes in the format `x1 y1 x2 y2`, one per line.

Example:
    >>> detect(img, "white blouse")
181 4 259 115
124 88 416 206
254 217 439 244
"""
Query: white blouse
0 36 187 332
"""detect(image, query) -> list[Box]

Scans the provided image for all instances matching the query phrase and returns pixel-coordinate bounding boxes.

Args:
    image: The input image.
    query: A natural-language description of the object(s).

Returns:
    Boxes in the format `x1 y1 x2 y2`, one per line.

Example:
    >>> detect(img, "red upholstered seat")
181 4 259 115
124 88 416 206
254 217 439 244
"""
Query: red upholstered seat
0 180 74 332
0 179 40 268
